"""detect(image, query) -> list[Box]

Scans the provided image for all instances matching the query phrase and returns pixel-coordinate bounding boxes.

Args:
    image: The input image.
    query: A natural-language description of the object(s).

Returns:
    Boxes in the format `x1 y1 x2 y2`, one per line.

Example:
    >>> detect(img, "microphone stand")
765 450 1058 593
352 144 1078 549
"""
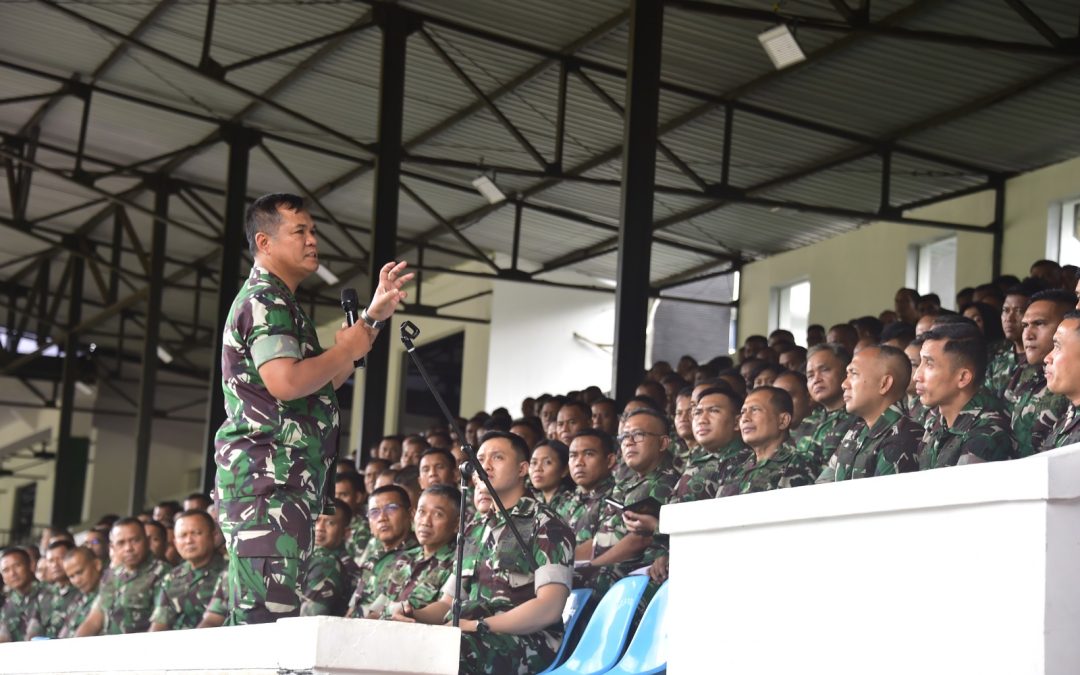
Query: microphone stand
398 320 535 627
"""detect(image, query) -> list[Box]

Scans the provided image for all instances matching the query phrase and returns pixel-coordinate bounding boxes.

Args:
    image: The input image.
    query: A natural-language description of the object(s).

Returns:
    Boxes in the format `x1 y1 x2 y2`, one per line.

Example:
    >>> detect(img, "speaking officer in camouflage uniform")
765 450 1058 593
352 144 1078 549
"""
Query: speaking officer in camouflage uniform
214 193 412 625
149 511 227 631
368 485 458 619
76 518 170 635
563 430 617 562
674 387 750 502
1005 290 1075 457
721 387 817 496
985 285 1034 396
0 547 44 642
1044 311 1080 449
56 547 102 639
346 485 418 617
300 498 351 616
914 322 1017 469
817 346 921 482
396 431 574 675
799 344 861 467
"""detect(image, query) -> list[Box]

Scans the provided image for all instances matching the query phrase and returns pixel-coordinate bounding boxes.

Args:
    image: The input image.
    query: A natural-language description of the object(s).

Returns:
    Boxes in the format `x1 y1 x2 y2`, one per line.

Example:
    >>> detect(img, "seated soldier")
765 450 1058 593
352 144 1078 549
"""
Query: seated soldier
153 501 181 528
347 485 418 618
394 466 423 512
300 498 352 617
363 458 390 496
38 540 78 638
1006 290 1076 456
529 440 574 514
674 387 750 503
555 400 591 447
827 324 858 355
144 520 169 564
671 387 697 466
183 493 212 513
400 435 429 468
817 346 921 482
590 397 619 437
1044 311 1080 448
509 418 542 451
564 429 618 562
0 547 45 642
903 338 929 425
914 322 1017 469
779 346 808 375
986 283 1036 396
799 343 860 470
419 447 459 490
586 408 680 595
773 371 815 446
336 472 371 563
57 547 103 638
395 431 573 675
377 436 404 466
368 485 459 620
77 517 170 635
720 387 817 496
149 510 228 631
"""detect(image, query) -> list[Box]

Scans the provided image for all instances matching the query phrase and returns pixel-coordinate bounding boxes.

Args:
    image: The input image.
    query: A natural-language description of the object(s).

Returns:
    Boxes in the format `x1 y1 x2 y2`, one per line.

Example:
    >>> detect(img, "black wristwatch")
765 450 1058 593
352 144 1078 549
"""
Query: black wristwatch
360 308 385 330
474 618 490 636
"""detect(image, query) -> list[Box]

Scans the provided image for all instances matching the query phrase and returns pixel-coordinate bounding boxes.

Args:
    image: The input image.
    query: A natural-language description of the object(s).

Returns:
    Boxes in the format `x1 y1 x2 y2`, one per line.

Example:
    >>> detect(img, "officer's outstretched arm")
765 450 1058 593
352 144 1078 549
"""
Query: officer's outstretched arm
481 583 569 636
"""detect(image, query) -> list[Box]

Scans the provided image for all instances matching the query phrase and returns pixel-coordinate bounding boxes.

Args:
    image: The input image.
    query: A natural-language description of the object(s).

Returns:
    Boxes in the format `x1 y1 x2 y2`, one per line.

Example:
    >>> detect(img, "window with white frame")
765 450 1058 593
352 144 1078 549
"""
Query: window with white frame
1054 198 1080 264
908 237 956 309
772 280 810 346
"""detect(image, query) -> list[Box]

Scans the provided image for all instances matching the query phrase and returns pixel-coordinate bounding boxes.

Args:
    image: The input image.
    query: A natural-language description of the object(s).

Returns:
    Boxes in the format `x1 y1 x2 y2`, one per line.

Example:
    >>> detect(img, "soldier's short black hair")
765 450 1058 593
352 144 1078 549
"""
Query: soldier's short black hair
1 546 30 567
420 484 462 511
156 500 182 516
176 509 216 532
974 283 1005 304
47 539 74 554
880 320 916 347
245 193 306 255
590 397 616 413
773 369 808 388
478 430 530 463
921 322 988 384
509 416 543 438
64 545 96 564
112 516 146 537
184 493 212 509
622 407 670 435
328 498 352 522
370 484 411 510
852 316 884 341
569 428 617 455
807 342 852 368
1064 310 1080 329
420 446 457 468
532 439 570 469
365 457 390 472
696 386 745 412
143 520 167 540
1030 289 1079 311
625 394 661 412
394 465 420 492
676 386 694 400
335 471 365 493
753 385 794 417
558 399 590 419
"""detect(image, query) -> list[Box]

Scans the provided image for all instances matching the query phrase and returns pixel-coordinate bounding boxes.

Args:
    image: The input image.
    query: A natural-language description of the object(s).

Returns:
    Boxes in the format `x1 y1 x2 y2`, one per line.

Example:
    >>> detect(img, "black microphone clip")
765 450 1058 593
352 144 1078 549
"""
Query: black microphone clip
400 320 420 352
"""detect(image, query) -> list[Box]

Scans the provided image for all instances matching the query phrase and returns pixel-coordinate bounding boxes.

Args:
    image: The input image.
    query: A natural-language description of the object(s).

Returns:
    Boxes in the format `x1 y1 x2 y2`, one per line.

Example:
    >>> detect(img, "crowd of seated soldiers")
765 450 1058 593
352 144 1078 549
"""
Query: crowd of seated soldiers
3 258 1080 646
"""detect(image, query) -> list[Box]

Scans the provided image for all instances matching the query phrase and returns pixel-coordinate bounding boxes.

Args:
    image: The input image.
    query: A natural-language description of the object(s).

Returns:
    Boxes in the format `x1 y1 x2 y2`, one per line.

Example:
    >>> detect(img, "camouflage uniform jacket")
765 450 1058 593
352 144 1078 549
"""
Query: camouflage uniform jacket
37 582 80 638
904 394 930 428
1042 404 1080 451
558 475 616 546
348 532 419 617
985 343 1022 397
592 460 680 581
300 545 348 617
918 392 1017 470
442 494 573 636
56 588 98 639
344 514 372 560
789 407 822 448
720 439 817 496
796 407 861 467
0 581 44 642
150 554 227 629
670 438 695 472
673 438 751 503
214 264 339 558
816 404 920 482
204 573 228 618
93 556 170 634
1004 364 1070 458
369 543 454 619
541 485 575 522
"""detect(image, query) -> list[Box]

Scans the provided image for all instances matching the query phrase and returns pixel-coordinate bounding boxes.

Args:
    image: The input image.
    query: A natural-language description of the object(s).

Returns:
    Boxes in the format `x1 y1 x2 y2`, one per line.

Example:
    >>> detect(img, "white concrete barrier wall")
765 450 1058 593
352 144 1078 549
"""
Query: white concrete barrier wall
662 443 1080 675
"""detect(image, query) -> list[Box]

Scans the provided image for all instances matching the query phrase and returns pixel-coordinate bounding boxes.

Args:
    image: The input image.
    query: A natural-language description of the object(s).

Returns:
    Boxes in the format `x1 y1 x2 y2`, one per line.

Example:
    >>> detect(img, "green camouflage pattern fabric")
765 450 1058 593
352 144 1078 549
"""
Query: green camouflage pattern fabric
590 460 680 593
36 583 80 638
789 407 822 448
204 573 228 618
670 439 695 472
918 391 1017 469
336 547 362 599
985 342 1022 397
348 532 419 617
904 394 930 428
1042 405 1080 451
344 514 372 561
538 485 574 521
446 494 574 675
719 439 817 496
816 404 920 482
226 554 302 624
673 438 751 503
795 407 861 466
0 581 44 641
300 546 348 617
559 475 615 546
368 543 454 619
93 557 170 634
56 588 97 639
150 554 227 629
1004 364 1071 458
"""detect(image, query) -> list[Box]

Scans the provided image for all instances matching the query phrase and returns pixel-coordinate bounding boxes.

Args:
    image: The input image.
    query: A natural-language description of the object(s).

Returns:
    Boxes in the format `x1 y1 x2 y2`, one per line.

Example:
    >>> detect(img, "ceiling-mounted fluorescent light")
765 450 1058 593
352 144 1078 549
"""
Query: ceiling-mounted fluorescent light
156 346 174 364
315 264 340 285
758 24 806 70
471 175 506 205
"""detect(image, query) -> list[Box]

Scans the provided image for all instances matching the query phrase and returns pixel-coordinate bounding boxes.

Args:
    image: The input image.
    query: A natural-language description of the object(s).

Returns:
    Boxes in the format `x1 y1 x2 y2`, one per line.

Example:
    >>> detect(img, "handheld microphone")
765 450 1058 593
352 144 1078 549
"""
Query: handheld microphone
340 288 365 368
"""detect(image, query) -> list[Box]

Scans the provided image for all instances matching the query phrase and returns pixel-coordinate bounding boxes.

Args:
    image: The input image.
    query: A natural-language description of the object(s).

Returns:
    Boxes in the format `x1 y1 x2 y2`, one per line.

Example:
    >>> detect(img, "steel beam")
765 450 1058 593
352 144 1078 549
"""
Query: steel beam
613 0 663 403
362 5 412 453
51 246 84 527
131 178 168 514
992 177 1006 279
200 127 255 495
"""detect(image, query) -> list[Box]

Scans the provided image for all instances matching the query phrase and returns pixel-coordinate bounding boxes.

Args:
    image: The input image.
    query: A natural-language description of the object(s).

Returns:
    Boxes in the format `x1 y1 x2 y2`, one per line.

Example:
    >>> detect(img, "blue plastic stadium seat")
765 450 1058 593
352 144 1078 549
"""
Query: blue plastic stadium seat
603 581 669 675
544 576 650 675
535 588 594 674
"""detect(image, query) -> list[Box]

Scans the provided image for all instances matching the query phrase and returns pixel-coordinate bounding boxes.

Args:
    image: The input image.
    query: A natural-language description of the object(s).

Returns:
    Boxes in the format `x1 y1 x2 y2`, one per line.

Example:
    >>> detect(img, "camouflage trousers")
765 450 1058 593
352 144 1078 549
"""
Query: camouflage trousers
225 553 307 625
459 630 559 675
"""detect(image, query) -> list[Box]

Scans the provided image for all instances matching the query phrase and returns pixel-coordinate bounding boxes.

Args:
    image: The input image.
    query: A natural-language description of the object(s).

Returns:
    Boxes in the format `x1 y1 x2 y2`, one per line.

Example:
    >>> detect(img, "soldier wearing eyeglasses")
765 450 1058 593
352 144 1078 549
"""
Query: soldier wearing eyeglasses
584 408 680 596
346 485 417 617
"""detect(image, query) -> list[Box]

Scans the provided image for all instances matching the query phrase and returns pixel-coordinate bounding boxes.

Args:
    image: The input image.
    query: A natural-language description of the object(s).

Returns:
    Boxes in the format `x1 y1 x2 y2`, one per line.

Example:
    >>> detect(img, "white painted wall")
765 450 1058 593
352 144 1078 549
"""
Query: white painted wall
662 444 1080 675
